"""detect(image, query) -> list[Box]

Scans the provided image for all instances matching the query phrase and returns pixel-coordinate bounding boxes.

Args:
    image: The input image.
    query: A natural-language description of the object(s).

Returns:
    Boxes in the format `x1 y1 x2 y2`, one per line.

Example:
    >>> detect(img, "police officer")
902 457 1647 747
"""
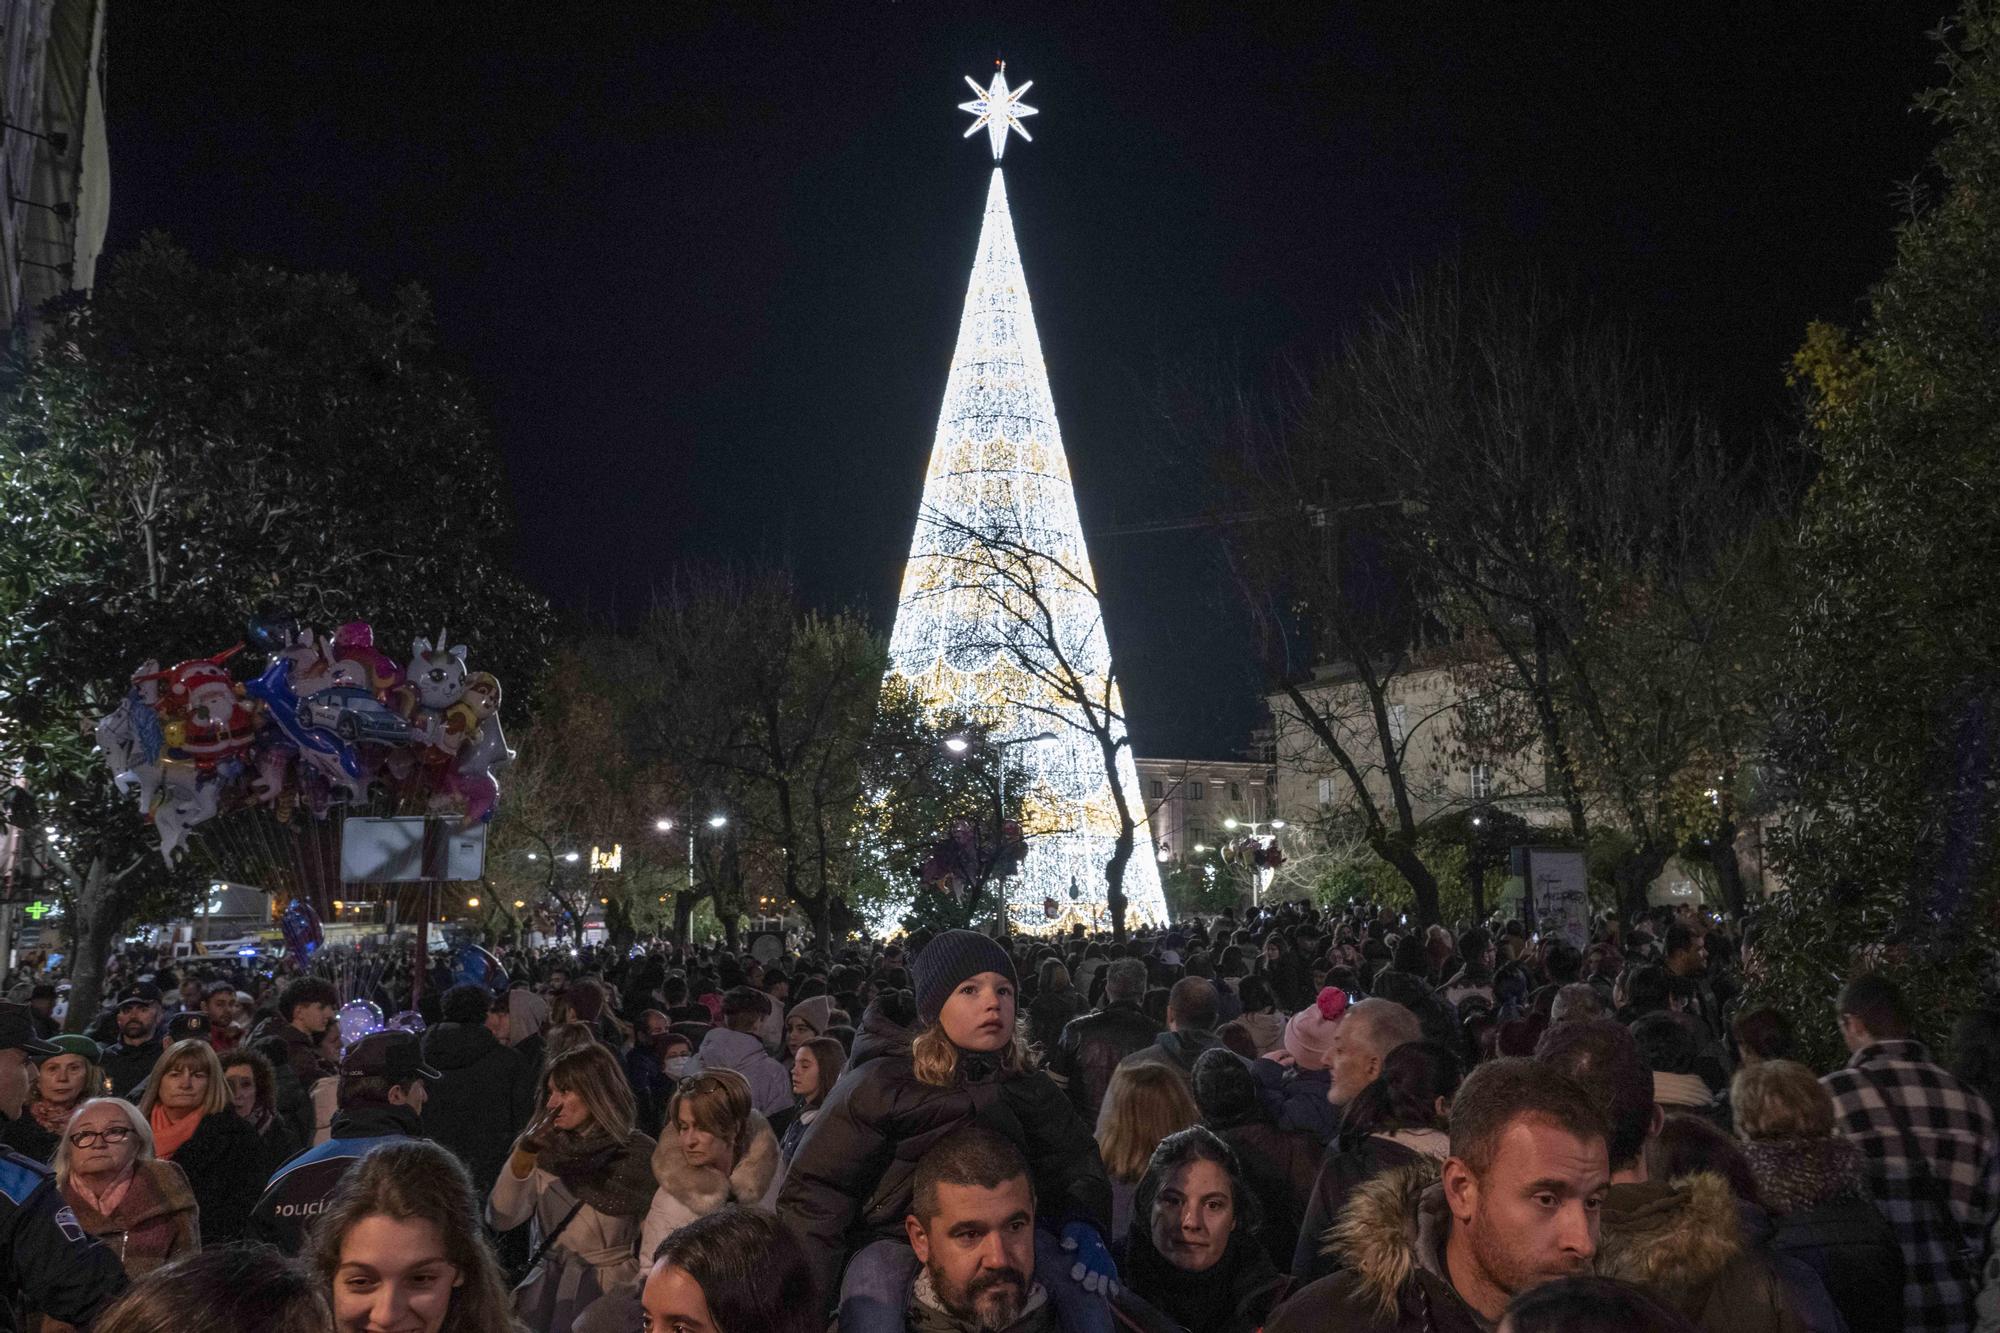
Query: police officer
0 1001 128 1326
98 982 164 1100
247 1028 437 1254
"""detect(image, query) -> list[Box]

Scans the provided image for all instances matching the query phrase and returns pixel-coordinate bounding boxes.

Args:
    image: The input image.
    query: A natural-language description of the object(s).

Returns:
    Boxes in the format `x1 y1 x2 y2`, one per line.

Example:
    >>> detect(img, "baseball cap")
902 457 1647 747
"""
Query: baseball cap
0 1002 59 1056
116 982 162 1009
339 1030 441 1082
166 1012 212 1043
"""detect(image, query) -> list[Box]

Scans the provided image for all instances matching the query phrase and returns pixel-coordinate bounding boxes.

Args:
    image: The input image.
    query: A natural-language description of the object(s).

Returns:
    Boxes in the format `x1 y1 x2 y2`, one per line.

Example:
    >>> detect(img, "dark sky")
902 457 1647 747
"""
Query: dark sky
109 5 1944 758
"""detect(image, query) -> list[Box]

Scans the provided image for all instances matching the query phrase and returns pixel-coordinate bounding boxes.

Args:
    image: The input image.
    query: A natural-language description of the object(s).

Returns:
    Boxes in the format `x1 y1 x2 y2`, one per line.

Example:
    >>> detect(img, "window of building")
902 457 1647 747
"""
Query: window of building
1187 822 1208 849
1188 781 1205 800
1388 704 1408 748
1228 781 1242 802
1470 762 1494 799
1149 779 1164 799
1318 777 1334 807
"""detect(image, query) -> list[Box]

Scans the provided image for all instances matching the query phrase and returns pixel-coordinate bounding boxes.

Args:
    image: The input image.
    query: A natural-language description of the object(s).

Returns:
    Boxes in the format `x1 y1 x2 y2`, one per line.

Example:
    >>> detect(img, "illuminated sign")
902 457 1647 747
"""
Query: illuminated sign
589 844 622 874
23 902 55 921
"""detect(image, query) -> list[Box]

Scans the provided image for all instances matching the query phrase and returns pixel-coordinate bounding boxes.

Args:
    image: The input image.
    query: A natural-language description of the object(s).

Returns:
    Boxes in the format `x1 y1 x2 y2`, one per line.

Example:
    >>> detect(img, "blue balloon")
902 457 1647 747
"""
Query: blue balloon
452 941 507 991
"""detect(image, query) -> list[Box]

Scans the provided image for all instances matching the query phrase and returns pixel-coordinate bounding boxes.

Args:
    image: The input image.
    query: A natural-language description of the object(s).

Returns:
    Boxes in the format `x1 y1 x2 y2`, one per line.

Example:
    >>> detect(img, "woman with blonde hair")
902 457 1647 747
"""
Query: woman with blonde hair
53 1097 199 1292
135 1037 261 1243
1731 1058 1902 1331
312 1137 520 1333
1096 1060 1200 1236
643 1067 782 1255
489 1041 656 1333
776 929 1111 1333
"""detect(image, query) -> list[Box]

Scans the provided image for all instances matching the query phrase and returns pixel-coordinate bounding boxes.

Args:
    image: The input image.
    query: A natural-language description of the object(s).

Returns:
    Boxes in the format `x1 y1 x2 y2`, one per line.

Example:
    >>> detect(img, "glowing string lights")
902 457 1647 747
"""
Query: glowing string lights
885 71 1168 931
958 64 1037 161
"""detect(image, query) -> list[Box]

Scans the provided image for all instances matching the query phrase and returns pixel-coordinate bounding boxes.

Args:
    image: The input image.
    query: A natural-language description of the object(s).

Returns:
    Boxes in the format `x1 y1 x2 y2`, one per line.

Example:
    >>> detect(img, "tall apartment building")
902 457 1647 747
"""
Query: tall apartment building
1134 755 1280 866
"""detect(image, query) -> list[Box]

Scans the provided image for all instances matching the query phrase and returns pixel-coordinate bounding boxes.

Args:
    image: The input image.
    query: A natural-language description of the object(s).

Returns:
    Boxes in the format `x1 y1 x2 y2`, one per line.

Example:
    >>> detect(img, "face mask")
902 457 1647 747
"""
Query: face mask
665 1057 696 1079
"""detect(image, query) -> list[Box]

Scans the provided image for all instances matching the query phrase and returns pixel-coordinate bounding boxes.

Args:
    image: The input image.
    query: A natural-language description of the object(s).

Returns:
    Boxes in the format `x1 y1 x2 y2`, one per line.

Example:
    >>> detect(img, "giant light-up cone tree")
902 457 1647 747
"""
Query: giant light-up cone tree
885 66 1168 935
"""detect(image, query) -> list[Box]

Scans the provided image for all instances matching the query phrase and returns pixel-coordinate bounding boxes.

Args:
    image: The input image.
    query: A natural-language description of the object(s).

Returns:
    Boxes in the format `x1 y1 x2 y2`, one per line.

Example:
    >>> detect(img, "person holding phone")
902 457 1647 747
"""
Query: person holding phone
488 1043 656 1333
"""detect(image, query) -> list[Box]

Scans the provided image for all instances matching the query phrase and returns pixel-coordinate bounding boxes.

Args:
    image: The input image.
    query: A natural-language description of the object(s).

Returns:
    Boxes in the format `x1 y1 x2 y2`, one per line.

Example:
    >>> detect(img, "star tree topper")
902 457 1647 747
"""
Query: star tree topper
959 62 1037 160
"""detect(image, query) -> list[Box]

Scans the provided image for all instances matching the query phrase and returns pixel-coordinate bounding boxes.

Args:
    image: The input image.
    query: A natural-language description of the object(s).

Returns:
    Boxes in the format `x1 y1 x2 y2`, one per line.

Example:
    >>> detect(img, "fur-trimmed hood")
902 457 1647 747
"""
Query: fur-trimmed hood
1595 1173 1745 1296
1324 1156 1449 1318
650 1109 780 1213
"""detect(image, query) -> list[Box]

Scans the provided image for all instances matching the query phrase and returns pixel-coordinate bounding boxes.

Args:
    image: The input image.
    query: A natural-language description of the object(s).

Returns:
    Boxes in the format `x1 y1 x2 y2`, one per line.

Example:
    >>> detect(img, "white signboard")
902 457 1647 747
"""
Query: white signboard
340 817 487 883
1526 848 1591 951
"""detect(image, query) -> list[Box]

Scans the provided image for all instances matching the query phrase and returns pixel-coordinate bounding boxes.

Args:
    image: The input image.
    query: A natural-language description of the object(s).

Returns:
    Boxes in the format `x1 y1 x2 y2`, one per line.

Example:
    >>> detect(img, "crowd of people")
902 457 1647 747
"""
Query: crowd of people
0 898 1995 1333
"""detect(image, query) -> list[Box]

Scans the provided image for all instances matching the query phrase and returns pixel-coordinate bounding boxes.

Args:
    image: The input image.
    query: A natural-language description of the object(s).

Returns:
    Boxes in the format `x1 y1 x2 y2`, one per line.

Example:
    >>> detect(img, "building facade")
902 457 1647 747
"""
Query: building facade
0 0 109 337
1134 755 1280 867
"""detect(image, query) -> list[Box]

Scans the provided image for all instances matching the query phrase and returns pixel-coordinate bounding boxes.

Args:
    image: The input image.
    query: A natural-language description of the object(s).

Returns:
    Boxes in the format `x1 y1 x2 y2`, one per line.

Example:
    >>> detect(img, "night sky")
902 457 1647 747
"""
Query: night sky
109 5 1944 758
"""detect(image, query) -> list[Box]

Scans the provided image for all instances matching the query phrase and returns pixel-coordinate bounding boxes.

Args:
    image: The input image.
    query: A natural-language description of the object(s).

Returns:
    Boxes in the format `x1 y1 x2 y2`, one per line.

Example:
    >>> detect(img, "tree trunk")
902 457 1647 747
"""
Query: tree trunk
66 857 120 1034
805 891 832 954
1105 829 1132 943
1614 840 1674 923
1373 834 1443 927
1707 822 1747 919
672 891 697 946
1469 856 1487 924
721 911 741 952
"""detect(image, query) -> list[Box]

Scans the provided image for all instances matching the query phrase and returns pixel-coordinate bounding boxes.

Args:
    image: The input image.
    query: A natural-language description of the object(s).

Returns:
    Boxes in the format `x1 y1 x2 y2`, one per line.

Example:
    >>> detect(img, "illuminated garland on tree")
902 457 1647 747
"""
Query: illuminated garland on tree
885 66 1169 931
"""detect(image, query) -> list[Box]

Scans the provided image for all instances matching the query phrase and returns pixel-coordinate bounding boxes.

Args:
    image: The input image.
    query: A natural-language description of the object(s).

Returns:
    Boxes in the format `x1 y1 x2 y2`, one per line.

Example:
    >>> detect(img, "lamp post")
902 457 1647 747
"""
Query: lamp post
654 809 728 944
1221 816 1287 908
943 729 1057 934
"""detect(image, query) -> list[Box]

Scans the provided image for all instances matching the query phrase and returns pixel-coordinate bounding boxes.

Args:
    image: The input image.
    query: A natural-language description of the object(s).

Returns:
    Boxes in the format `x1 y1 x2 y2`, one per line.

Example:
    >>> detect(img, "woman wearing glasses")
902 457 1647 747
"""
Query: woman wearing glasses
53 1098 200 1296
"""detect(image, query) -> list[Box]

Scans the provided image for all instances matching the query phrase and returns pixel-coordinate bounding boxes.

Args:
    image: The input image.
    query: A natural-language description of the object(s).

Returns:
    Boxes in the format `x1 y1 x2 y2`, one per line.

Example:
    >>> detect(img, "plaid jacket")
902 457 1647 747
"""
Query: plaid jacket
1824 1039 2000 1333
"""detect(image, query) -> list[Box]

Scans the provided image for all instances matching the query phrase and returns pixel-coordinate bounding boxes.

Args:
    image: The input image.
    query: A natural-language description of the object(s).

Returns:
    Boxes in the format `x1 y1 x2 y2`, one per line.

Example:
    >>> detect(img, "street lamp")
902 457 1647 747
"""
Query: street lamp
1221 817 1287 908
707 814 727 829
655 818 674 832
942 728 1057 932
562 851 580 864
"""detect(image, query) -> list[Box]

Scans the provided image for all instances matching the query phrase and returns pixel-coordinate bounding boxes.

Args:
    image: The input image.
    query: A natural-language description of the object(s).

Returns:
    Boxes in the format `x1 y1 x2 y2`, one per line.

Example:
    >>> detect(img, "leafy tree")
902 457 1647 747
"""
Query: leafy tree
1758 2 2000 1063
0 237 551 1026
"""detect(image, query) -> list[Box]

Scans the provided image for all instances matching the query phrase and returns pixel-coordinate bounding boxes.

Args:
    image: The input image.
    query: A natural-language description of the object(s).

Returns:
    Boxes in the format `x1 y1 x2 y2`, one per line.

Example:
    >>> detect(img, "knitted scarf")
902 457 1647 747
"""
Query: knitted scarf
149 1105 202 1161
28 1096 76 1137
1742 1135 1867 1217
538 1125 658 1219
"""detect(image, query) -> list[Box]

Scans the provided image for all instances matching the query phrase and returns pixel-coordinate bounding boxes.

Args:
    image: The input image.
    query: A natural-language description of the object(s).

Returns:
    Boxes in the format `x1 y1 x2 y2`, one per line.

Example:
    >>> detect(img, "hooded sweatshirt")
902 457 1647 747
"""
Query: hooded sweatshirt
696 1026 792 1116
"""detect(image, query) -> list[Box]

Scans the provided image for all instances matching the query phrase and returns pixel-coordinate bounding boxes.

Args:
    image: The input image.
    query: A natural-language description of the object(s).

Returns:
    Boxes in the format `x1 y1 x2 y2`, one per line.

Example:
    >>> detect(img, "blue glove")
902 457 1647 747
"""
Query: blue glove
1060 1222 1119 1297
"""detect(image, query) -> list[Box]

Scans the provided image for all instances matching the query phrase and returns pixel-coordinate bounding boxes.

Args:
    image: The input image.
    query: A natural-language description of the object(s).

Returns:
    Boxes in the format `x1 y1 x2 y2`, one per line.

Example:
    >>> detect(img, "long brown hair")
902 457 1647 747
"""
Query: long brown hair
1095 1061 1199 1183
308 1139 520 1333
650 1205 819 1333
794 1037 847 1109
543 1042 637 1142
668 1066 753 1145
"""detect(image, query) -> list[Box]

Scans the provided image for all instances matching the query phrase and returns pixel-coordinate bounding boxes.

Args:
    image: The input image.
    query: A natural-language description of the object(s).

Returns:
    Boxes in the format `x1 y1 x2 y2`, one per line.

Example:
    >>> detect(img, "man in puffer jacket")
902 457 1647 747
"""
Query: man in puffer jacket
1046 959 1160 1126
1537 1020 1806 1333
1266 1059 1609 1333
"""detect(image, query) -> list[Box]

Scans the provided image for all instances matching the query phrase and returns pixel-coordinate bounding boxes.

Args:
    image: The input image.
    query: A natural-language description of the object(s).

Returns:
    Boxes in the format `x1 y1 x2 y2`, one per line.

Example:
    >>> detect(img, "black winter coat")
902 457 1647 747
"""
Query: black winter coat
421 1021 532 1197
1046 1000 1162 1126
164 1108 264 1245
775 1001 1112 1302
1764 1196 1902 1331
1294 1136 1429 1280
100 1036 164 1101
1210 1117 1322 1272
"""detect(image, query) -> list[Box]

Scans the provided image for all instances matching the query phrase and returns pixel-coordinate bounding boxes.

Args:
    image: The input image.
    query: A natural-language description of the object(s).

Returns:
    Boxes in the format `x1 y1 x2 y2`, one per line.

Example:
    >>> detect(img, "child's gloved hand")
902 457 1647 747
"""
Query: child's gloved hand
1060 1222 1119 1297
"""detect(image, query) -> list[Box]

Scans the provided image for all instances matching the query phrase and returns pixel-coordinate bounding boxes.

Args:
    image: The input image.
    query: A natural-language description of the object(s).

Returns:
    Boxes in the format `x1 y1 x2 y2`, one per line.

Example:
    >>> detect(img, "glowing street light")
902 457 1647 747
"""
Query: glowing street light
707 814 728 829
467 896 480 908
562 851 581 863
655 818 674 832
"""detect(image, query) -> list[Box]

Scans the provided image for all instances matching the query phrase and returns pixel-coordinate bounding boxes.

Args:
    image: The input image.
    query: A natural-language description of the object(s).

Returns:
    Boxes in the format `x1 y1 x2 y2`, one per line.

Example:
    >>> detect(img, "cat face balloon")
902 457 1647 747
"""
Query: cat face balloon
405 637 469 711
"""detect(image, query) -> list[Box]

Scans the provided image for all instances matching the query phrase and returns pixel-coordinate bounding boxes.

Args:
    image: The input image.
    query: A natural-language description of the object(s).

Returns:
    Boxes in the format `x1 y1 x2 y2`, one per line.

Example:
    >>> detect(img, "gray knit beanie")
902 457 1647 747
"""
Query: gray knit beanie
913 929 1020 1025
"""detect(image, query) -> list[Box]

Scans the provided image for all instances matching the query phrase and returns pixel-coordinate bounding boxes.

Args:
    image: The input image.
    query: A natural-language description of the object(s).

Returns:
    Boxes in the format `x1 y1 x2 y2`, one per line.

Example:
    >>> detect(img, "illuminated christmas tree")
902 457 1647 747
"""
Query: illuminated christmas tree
886 66 1168 932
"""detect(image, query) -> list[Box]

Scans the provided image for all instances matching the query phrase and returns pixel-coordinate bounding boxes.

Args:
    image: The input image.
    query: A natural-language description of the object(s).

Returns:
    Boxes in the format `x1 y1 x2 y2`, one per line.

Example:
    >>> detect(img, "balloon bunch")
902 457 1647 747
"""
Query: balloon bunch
916 817 1028 903
1221 836 1286 872
93 609 515 864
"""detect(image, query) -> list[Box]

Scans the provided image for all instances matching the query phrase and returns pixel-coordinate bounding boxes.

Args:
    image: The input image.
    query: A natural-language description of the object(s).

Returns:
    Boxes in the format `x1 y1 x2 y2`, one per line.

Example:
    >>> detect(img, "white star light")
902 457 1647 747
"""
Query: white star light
959 65 1036 160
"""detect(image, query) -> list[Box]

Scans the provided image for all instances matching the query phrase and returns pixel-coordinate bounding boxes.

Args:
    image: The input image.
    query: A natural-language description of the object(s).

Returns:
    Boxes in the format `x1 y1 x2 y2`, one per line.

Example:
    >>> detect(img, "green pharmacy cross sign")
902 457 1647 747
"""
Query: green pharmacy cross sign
23 902 54 921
